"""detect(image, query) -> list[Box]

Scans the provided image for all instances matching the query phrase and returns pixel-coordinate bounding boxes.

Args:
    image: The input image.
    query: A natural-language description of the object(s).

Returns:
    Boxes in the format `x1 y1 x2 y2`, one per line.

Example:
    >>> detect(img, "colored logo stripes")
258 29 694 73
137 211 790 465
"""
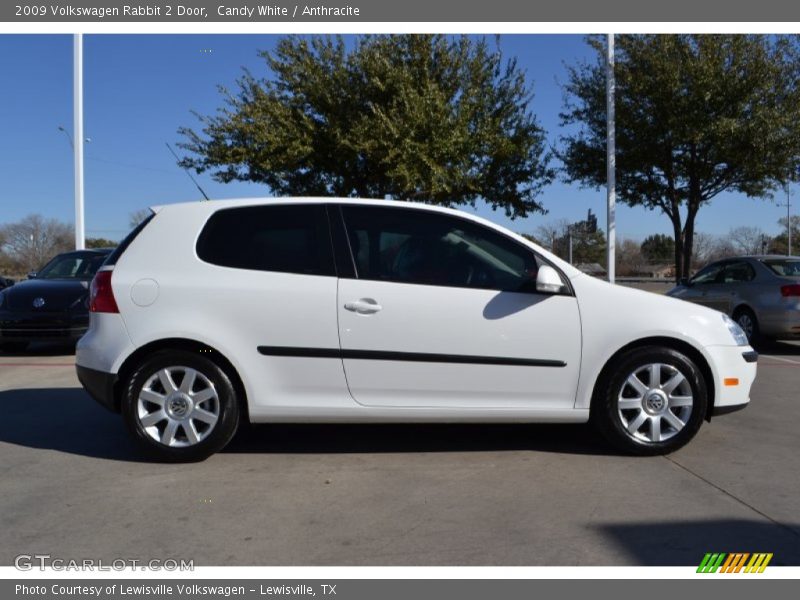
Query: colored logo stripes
697 552 773 573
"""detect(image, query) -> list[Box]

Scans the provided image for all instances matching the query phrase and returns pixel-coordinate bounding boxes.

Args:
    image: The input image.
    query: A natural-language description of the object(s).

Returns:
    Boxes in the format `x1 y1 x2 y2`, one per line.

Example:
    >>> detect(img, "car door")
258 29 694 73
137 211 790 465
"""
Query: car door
685 262 726 310
335 204 582 410
718 260 757 315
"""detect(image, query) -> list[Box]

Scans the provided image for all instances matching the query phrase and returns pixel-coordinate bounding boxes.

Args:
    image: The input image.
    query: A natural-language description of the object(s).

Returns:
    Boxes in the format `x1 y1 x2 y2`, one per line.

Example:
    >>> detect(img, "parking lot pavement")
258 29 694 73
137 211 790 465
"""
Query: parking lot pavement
1 341 799 567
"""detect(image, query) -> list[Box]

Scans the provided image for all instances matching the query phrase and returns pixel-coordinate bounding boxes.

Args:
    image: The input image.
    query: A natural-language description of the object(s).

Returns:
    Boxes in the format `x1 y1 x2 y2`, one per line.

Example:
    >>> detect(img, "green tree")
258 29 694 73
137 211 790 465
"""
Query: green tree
640 233 675 263
570 229 607 265
86 237 118 249
179 35 552 218
770 215 800 254
532 219 606 264
560 35 800 280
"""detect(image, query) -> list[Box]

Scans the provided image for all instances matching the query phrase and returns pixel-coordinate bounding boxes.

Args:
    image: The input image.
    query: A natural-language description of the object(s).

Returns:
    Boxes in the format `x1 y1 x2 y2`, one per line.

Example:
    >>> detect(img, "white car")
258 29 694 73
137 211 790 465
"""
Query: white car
76 198 757 462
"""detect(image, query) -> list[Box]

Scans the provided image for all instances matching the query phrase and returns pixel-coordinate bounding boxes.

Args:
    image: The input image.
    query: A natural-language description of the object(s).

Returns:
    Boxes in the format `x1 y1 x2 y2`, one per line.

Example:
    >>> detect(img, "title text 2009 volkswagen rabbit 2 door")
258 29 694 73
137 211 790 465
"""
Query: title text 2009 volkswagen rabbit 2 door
75 199 757 461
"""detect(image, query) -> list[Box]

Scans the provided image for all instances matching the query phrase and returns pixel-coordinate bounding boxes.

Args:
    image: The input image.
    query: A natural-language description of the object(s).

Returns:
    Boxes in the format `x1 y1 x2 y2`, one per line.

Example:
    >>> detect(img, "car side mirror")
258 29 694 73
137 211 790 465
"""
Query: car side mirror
536 265 565 294
27 271 37 279
678 277 689 286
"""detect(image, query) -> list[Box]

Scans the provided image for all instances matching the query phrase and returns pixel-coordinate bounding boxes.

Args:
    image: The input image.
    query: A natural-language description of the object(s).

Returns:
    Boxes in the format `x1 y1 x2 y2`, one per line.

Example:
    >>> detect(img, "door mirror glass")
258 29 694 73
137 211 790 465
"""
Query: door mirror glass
678 277 690 287
27 271 37 279
536 265 564 294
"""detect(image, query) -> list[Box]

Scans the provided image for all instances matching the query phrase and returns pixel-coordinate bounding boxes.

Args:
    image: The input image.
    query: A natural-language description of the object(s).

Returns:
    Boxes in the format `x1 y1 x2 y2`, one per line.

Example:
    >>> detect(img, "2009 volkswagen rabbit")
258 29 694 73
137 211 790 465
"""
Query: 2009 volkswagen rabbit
76 198 757 461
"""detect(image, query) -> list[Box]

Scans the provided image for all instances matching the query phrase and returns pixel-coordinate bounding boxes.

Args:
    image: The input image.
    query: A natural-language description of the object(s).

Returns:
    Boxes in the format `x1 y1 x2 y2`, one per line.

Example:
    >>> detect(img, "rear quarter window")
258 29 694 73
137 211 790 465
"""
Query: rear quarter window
104 212 155 267
196 204 335 276
762 259 800 277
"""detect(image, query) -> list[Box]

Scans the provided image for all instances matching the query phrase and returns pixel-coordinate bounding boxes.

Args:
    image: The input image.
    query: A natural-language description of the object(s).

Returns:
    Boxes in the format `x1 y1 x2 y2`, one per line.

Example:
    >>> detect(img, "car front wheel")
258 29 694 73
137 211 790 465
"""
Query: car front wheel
121 350 240 462
592 346 708 455
733 307 760 344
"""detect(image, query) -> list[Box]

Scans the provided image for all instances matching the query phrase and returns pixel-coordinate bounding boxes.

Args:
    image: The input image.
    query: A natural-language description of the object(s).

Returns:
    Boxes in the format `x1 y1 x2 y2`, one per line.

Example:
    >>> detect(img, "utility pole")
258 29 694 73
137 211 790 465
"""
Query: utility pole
606 33 616 283
779 181 793 256
787 182 792 256
568 226 573 264
73 33 85 250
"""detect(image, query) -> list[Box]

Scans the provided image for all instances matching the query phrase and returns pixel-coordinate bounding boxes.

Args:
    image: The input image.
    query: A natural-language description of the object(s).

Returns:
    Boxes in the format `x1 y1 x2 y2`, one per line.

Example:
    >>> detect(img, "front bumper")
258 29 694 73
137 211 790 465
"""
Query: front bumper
704 345 758 413
0 310 88 343
76 364 119 412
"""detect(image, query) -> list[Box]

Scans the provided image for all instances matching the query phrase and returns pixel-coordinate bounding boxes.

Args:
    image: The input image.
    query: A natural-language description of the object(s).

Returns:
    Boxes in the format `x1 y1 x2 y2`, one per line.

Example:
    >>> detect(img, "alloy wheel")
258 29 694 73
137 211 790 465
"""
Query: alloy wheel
737 313 755 340
136 366 220 447
617 362 694 443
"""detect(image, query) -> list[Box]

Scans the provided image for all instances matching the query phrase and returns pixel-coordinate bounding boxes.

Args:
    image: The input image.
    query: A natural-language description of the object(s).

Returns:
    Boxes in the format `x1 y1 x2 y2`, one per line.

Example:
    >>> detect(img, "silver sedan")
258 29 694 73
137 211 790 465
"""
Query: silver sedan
667 255 800 342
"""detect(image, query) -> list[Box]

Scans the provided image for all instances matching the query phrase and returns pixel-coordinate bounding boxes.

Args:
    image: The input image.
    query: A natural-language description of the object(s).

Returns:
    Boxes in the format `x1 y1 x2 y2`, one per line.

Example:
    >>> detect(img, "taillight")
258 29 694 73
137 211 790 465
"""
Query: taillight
780 284 800 297
90 270 119 313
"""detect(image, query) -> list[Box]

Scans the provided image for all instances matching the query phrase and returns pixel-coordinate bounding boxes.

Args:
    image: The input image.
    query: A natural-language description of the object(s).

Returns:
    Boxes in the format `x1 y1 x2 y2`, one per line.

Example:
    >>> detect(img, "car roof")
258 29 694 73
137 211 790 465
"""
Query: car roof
747 255 800 260
706 255 799 264
151 196 483 217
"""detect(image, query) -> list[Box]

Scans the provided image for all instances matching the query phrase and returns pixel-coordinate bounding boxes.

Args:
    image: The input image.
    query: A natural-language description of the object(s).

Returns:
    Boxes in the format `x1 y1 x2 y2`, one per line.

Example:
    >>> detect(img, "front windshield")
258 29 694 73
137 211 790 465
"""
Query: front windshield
36 253 107 280
762 259 800 277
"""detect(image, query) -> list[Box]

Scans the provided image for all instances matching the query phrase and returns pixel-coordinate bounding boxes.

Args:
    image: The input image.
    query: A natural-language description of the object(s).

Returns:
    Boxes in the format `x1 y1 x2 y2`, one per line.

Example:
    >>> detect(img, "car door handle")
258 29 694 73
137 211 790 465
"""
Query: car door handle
344 298 382 314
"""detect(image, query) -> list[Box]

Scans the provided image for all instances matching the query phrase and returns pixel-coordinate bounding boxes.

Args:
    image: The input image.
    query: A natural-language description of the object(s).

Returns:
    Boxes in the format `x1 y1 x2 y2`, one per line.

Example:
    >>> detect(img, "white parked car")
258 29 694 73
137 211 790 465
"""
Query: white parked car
76 198 757 462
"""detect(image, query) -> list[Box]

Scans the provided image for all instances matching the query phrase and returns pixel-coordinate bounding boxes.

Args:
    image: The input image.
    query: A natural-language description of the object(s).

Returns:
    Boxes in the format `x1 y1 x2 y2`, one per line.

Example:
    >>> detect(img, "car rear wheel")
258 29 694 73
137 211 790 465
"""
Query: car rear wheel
121 350 240 462
592 346 708 455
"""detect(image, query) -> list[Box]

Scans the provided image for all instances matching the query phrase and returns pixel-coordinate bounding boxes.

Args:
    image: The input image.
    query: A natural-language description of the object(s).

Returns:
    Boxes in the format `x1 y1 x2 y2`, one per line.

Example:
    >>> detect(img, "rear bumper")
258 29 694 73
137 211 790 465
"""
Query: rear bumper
76 364 118 412
759 307 800 339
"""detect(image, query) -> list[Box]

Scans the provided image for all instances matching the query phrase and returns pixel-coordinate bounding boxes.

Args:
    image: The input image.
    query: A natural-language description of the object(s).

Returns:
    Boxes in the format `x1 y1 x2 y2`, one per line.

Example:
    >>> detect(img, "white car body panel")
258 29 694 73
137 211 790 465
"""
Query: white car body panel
338 278 581 409
568 274 756 411
75 197 756 426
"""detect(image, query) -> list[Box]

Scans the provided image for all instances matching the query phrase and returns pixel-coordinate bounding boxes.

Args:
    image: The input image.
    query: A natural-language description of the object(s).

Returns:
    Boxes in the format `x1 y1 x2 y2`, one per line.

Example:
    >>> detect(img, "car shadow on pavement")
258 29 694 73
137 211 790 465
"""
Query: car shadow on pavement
0 342 76 357
0 387 620 461
754 339 800 355
0 387 144 462
595 519 800 566
225 422 615 456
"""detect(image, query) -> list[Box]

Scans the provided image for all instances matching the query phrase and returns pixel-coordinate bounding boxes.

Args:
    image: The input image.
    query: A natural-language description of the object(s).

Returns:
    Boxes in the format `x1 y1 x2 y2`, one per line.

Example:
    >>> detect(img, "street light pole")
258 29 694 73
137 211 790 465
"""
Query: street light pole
73 33 85 250
606 33 616 284
568 226 573 264
787 182 792 256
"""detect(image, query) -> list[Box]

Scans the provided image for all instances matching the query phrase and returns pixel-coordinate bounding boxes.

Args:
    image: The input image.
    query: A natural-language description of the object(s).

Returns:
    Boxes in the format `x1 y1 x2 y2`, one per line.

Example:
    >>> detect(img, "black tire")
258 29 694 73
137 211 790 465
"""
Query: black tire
591 346 708 456
733 307 760 345
0 341 28 353
121 349 240 462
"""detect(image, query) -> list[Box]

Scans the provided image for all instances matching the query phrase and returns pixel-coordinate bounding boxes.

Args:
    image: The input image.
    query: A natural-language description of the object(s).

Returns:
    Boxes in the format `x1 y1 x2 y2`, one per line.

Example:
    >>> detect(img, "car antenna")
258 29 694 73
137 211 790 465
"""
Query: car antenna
165 142 210 201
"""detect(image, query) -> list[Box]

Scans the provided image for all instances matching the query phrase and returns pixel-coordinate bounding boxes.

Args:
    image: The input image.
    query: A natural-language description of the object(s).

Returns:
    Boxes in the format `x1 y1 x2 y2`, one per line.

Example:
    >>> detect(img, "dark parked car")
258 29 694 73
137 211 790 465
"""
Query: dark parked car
0 248 112 351
667 255 800 342
0 276 14 290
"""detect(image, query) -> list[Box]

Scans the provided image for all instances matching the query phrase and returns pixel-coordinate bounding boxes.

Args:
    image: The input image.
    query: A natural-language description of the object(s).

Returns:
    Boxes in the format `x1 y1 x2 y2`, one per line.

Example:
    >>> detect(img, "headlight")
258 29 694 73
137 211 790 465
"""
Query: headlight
722 314 748 346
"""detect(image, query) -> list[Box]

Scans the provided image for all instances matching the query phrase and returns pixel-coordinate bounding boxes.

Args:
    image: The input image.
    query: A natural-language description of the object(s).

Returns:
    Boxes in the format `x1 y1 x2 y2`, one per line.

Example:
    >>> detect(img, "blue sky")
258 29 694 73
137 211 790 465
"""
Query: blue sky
0 34 793 241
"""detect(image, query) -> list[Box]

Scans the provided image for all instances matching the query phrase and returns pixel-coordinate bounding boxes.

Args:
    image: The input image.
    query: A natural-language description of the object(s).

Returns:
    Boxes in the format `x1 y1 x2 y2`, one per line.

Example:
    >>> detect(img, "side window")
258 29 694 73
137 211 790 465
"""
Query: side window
341 205 541 292
196 204 334 276
75 254 108 277
722 262 755 283
691 263 724 285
